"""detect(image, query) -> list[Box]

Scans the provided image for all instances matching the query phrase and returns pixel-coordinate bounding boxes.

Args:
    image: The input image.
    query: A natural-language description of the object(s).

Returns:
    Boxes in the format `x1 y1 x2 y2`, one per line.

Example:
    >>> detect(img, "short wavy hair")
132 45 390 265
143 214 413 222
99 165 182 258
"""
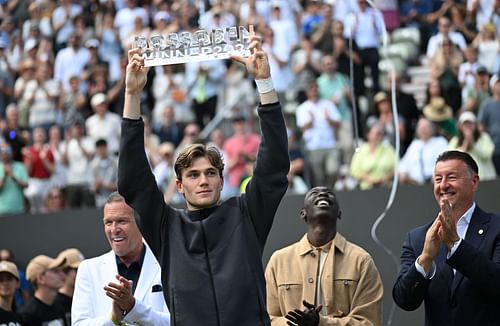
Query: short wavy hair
174 144 225 180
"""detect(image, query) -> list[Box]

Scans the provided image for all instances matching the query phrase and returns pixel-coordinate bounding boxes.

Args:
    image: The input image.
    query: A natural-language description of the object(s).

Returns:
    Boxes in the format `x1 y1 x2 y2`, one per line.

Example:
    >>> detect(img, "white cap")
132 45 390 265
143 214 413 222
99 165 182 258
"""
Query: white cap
270 1 281 9
154 11 171 24
24 38 38 52
85 38 100 48
91 93 107 107
490 74 499 90
458 111 477 124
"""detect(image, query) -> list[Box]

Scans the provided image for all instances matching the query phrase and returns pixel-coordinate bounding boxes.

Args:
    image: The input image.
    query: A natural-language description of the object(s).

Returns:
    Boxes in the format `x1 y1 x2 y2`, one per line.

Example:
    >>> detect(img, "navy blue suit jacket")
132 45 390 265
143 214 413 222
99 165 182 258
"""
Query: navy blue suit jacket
392 206 500 326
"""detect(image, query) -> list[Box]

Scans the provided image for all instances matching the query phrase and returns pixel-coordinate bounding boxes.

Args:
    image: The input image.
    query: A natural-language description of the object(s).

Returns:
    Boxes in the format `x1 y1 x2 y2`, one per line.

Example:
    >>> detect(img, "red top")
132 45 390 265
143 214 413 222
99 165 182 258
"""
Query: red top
24 146 54 179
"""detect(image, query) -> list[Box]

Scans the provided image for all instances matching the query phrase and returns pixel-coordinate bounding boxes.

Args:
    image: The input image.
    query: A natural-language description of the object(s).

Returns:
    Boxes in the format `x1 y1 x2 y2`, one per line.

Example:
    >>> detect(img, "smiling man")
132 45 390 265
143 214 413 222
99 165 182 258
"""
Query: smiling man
393 150 500 326
71 192 170 325
118 32 289 325
265 186 383 326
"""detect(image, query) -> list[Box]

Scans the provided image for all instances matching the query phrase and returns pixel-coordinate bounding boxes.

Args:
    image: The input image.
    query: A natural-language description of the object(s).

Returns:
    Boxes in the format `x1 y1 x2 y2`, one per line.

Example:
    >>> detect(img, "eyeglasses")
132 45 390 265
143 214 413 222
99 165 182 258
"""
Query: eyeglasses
45 268 65 275
63 267 77 274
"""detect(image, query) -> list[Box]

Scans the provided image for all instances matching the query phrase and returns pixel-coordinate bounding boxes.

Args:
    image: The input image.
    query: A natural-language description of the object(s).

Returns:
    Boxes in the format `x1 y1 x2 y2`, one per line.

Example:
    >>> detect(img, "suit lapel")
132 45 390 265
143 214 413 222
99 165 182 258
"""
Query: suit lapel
101 251 119 283
435 244 453 287
134 245 159 301
450 207 490 297
97 250 119 314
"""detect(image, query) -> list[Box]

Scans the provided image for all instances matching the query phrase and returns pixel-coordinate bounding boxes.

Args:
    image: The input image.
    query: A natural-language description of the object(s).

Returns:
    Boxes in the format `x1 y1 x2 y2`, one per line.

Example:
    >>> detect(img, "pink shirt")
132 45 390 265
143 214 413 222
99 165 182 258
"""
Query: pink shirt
223 134 260 188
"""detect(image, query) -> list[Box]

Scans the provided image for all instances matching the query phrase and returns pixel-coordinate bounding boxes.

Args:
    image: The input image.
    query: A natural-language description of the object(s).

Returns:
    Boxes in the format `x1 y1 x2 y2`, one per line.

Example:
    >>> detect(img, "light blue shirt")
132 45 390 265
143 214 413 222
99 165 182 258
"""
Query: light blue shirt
347 8 384 49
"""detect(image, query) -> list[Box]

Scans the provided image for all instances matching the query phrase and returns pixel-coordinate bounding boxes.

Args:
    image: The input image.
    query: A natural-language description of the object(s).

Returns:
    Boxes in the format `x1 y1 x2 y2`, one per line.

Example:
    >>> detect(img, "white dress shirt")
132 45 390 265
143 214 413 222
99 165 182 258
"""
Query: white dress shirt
399 136 449 184
426 32 467 58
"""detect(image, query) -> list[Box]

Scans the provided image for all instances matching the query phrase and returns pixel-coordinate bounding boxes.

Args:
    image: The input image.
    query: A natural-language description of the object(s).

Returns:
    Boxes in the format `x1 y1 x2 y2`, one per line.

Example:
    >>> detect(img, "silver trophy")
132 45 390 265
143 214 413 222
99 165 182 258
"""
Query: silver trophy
134 36 147 50
136 25 253 67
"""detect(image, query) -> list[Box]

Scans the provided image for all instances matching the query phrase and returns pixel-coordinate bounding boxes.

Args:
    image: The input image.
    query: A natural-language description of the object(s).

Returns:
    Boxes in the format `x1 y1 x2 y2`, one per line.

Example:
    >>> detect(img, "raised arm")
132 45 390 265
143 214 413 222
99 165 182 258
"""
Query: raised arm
231 31 289 245
123 48 150 120
118 49 169 257
231 30 279 105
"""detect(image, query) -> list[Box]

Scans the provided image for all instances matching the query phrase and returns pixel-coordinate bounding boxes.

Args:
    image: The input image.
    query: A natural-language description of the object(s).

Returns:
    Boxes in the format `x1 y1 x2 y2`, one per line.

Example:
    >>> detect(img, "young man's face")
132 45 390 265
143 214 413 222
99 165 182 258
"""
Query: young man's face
176 157 223 211
0 272 19 298
40 268 66 290
96 145 108 159
302 186 339 225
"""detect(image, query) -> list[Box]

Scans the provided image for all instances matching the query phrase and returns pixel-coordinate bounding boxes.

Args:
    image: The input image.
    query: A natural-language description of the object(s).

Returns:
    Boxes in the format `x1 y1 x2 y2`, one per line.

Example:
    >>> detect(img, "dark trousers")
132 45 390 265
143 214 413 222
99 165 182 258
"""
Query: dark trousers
191 95 218 129
358 47 380 93
65 184 95 208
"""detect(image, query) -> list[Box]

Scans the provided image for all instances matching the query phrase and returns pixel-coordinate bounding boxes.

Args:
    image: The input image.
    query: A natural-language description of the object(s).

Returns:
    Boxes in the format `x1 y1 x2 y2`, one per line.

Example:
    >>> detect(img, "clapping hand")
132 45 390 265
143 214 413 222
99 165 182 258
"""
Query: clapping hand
104 274 135 317
419 215 442 273
438 199 459 249
285 300 322 326
4 163 12 176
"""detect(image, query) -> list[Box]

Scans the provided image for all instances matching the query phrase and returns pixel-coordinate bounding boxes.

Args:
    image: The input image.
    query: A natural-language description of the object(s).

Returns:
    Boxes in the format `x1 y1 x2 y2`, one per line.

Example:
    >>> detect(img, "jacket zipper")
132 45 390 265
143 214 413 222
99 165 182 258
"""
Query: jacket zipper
201 222 221 326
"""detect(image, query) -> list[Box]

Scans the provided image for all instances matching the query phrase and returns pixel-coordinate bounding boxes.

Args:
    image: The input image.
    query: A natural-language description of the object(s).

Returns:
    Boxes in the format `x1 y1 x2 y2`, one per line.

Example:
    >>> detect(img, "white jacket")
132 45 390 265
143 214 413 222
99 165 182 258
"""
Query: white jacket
72 246 170 325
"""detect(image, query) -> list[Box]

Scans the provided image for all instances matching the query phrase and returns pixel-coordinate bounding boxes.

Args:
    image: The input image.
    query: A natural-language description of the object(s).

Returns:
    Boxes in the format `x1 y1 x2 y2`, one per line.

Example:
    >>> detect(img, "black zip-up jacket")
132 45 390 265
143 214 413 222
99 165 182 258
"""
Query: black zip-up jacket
118 102 289 326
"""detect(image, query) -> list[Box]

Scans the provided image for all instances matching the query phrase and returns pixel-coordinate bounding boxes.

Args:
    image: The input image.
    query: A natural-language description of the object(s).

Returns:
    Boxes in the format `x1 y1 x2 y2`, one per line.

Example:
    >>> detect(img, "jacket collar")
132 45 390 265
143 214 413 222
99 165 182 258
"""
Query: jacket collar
101 242 159 301
297 233 347 256
133 243 160 301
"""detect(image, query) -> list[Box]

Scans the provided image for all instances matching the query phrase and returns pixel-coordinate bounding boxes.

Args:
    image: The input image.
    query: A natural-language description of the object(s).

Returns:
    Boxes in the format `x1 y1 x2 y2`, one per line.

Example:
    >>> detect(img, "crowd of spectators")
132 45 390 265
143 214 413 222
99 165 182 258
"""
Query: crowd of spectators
0 247 84 324
0 0 499 216
0 2 500 324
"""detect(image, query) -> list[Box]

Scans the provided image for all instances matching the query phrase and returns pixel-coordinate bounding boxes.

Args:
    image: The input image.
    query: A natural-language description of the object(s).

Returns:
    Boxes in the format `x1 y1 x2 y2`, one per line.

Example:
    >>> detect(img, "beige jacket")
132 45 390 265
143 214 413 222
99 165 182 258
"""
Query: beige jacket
265 233 383 326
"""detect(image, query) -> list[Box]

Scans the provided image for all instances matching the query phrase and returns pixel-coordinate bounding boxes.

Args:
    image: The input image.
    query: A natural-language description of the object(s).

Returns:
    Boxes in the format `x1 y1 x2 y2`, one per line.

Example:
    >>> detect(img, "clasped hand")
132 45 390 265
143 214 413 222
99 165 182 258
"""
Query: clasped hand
285 300 322 326
104 274 135 321
423 199 460 262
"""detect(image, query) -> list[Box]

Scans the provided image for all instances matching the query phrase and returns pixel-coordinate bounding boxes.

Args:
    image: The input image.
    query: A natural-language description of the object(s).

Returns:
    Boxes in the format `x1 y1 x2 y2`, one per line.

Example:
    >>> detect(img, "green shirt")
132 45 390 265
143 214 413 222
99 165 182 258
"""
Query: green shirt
350 143 396 190
0 162 29 215
317 73 352 122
